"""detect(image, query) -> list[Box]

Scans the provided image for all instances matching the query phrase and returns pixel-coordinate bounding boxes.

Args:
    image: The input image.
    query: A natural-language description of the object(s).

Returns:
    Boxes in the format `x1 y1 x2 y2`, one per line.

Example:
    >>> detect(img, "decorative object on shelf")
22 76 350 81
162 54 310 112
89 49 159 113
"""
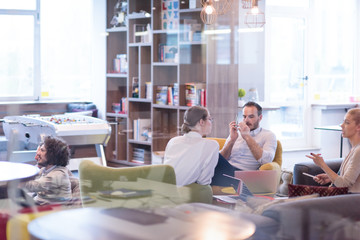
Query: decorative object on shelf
132 77 139 98
161 0 179 30
110 0 128 28
200 0 217 25
247 87 259 102
158 44 178 63
238 88 246 107
128 10 151 18
244 0 265 28
183 19 202 42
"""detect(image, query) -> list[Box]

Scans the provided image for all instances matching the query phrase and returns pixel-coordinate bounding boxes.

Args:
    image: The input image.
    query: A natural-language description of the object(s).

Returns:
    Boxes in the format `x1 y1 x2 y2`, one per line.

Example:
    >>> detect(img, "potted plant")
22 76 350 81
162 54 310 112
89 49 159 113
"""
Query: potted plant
238 88 246 107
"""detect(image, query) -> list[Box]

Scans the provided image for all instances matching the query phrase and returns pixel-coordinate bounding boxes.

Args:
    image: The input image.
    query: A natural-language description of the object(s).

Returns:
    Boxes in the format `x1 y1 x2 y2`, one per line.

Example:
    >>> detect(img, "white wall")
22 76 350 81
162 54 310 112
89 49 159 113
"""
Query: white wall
91 0 106 119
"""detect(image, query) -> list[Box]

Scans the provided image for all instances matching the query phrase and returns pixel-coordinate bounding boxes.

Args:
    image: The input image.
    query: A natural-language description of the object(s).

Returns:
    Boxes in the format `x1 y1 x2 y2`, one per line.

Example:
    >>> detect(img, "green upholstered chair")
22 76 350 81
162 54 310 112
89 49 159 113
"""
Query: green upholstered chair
78 160 213 208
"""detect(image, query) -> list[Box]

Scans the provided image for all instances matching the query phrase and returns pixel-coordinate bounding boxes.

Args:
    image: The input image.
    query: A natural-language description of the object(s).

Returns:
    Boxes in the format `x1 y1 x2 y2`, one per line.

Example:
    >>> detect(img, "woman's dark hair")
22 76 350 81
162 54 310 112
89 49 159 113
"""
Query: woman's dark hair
181 106 209 133
41 136 70 167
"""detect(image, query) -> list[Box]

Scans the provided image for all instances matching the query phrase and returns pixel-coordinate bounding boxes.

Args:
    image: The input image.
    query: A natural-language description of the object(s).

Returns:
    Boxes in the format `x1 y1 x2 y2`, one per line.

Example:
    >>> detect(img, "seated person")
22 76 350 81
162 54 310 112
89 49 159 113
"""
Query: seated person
164 106 219 186
22 136 72 205
211 101 277 186
306 108 360 193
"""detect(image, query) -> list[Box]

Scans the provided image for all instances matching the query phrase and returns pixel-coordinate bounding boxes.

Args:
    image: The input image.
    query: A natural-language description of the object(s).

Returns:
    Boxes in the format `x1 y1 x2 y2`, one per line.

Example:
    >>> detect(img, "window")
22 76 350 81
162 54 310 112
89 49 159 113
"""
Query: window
0 0 93 101
310 0 357 102
264 0 359 149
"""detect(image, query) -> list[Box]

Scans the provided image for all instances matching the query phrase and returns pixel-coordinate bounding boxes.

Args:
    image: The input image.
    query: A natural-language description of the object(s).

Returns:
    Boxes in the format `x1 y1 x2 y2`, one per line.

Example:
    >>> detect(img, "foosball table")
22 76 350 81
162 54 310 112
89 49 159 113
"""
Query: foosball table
2 114 111 169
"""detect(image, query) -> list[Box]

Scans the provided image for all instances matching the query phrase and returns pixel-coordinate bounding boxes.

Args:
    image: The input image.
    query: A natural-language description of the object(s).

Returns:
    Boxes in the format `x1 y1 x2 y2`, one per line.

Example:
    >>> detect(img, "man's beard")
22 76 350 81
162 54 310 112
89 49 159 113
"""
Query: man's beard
37 159 49 168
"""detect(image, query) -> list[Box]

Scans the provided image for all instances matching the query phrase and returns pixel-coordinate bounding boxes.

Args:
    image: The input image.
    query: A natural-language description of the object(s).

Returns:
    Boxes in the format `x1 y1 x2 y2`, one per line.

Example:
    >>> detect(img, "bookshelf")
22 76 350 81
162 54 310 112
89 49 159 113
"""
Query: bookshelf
105 0 229 165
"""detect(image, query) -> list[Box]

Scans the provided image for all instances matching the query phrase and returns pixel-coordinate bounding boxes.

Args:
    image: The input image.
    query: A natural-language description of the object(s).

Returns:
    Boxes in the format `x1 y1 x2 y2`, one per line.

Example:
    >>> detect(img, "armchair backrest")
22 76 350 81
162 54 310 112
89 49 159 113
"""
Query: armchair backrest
79 160 176 194
206 137 226 150
273 140 282 167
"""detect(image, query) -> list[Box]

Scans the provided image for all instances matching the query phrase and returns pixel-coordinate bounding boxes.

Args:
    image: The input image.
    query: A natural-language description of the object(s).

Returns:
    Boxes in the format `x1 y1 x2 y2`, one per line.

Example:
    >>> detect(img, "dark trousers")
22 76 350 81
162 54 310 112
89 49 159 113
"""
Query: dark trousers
211 153 241 188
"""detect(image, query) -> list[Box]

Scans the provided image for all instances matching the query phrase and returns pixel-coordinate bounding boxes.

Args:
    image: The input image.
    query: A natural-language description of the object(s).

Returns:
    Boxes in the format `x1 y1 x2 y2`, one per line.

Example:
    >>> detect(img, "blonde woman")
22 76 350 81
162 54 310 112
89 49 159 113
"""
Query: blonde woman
164 106 219 186
306 108 360 193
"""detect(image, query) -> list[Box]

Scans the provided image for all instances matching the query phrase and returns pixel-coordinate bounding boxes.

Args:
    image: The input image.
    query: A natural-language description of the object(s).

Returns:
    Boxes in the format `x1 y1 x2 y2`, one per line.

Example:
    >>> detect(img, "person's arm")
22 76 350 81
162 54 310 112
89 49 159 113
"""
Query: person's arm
238 122 263 160
219 121 238 160
333 149 360 187
314 173 331 185
306 153 339 183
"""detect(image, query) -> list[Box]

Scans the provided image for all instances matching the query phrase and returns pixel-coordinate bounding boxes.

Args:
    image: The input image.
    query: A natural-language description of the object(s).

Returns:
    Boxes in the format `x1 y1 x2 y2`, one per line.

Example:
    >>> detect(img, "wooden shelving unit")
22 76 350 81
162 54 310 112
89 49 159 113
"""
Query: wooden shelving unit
105 0 210 165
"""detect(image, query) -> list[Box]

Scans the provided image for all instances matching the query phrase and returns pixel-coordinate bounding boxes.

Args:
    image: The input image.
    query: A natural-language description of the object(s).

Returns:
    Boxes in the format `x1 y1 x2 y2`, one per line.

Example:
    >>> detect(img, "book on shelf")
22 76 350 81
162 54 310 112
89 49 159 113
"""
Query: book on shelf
173 83 179 106
112 54 128 74
185 83 206 107
167 86 174 106
132 147 151 164
155 86 168 105
133 119 151 141
161 0 179 30
121 97 128 113
145 82 152 99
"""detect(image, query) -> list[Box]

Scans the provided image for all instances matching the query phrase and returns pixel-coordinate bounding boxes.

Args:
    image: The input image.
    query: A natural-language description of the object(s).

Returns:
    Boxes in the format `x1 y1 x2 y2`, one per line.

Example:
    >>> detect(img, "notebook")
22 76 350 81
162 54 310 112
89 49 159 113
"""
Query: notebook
234 170 278 195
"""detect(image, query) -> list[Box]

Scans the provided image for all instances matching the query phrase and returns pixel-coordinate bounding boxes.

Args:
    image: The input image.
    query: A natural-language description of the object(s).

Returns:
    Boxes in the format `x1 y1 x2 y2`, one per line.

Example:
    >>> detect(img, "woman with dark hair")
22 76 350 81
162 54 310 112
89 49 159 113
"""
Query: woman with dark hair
164 106 219 186
24 136 72 205
306 108 360 193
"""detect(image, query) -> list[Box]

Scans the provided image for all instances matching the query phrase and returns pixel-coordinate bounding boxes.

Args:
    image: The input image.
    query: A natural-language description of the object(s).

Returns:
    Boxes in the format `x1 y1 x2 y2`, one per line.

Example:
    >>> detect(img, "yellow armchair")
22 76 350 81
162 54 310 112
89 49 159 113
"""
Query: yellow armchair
208 138 282 169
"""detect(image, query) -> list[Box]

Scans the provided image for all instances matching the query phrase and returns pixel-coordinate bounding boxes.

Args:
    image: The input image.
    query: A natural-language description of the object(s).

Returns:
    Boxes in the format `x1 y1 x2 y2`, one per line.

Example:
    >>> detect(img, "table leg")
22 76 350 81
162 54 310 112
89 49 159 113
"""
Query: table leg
340 135 343 158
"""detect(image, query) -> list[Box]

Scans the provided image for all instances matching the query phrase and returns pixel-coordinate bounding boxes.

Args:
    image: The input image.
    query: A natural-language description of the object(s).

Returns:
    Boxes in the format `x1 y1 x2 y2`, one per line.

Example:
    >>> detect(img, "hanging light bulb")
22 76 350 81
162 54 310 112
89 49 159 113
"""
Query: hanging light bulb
201 0 232 16
250 6 259 14
200 1 217 25
244 0 265 28
205 4 215 14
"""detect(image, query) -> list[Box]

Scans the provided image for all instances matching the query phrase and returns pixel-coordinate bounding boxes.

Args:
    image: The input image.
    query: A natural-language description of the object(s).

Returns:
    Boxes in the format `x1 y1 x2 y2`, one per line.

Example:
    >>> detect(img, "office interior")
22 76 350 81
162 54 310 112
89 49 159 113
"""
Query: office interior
1 0 360 239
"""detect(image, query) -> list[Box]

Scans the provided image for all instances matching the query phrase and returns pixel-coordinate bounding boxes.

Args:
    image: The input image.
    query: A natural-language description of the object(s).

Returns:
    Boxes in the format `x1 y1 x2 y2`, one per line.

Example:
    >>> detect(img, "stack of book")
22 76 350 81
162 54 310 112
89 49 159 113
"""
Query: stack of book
132 148 151 164
112 54 128 74
185 83 206 107
155 84 179 106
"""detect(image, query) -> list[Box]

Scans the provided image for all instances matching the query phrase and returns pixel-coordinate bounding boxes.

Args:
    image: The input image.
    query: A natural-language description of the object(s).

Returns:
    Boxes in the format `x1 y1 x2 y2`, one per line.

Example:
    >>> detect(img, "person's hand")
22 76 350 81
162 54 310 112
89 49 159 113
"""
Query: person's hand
314 173 331 185
238 121 250 138
228 121 238 142
305 153 325 167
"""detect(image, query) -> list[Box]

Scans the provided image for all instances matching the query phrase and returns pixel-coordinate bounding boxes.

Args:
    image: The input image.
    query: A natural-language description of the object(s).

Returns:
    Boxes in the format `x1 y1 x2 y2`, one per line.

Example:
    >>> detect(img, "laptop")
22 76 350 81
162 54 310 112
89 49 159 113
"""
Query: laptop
234 170 278 195
212 175 253 204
